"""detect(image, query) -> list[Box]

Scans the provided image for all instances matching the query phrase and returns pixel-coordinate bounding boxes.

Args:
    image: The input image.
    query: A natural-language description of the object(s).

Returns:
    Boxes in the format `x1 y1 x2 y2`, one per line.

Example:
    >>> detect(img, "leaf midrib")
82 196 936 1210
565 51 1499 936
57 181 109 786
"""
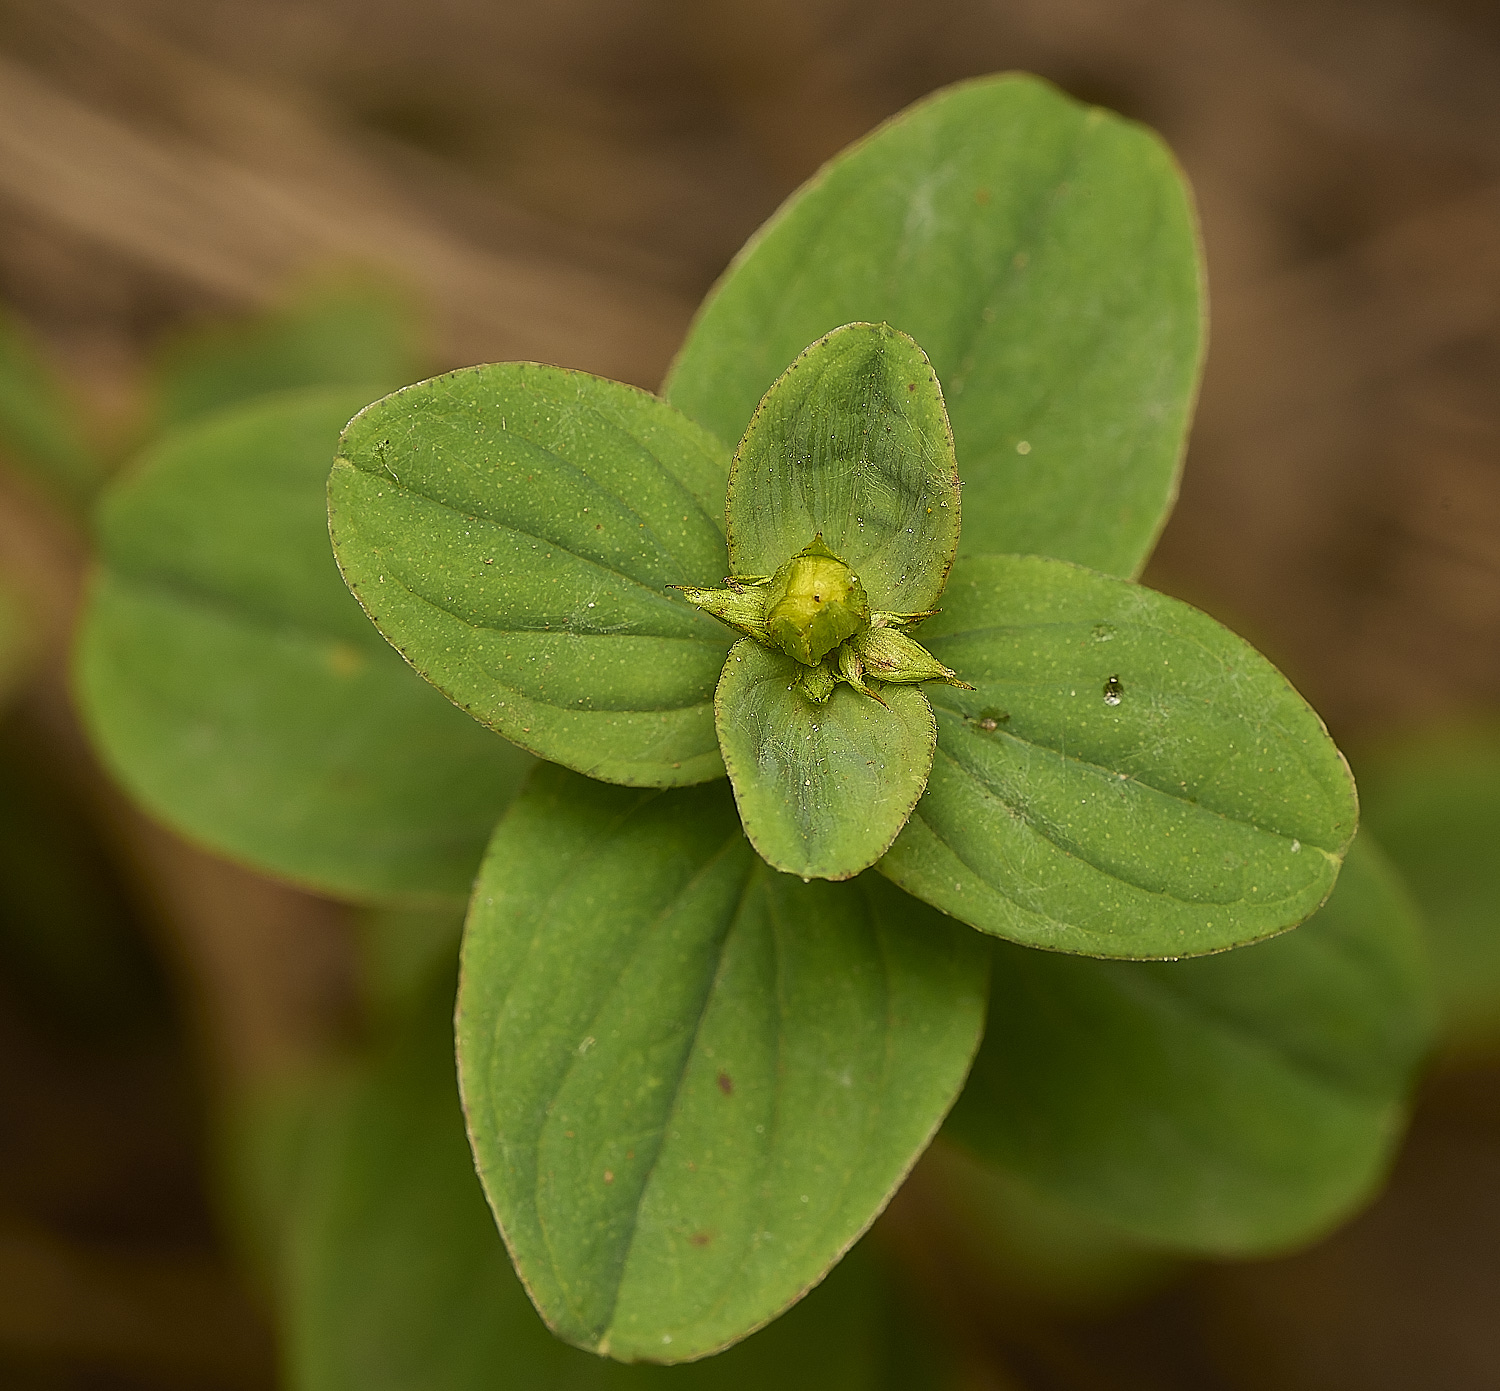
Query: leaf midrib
100 562 382 654
344 394 726 597
1101 958 1405 1109
929 697 1342 853
523 830 755 1348
339 472 732 642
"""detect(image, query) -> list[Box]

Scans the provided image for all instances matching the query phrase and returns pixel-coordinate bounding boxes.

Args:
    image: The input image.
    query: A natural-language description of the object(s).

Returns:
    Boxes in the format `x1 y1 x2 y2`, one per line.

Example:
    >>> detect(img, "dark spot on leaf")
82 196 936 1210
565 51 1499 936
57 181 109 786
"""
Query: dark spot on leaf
717 1071 734 1095
907 383 917 391
975 187 991 205
974 707 1010 733
689 1231 714 1247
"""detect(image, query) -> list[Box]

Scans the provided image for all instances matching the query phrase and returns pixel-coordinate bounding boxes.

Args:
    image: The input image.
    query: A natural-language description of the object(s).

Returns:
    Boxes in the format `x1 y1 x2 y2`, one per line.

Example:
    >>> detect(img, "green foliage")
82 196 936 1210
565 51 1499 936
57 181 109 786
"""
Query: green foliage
945 835 1433 1252
716 640 935 878
880 555 1358 956
725 324 959 609
153 278 424 430
355 903 467 1024
0 308 101 505
458 766 986 1361
48 69 1446 1382
75 388 532 903
288 970 959 1390
329 364 734 788
666 74 1204 577
1357 722 1500 1058
917 1140 1179 1313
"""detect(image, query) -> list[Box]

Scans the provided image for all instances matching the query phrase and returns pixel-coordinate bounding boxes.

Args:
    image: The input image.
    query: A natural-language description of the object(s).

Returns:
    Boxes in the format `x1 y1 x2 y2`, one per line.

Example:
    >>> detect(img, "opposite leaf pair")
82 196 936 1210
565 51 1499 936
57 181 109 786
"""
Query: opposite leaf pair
688 321 968 881
329 321 1355 939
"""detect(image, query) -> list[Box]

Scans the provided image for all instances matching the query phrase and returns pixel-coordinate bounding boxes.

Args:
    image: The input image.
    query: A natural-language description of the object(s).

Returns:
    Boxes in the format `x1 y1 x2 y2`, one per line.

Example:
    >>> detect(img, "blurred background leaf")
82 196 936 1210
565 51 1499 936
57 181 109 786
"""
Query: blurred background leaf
279 967 963 1391
76 386 534 904
151 276 426 431
944 834 1434 1254
1356 723 1500 1062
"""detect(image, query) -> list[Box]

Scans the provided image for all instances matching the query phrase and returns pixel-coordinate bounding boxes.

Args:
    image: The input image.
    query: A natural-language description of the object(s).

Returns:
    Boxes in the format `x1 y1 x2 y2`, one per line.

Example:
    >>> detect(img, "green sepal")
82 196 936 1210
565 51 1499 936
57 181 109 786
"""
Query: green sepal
675 581 771 642
799 660 838 704
849 627 970 688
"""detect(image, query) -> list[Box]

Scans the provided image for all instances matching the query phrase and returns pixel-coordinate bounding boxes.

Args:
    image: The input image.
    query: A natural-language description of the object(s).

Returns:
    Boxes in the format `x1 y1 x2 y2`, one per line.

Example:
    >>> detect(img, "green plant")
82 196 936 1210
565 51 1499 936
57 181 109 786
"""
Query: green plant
53 75 1437 1381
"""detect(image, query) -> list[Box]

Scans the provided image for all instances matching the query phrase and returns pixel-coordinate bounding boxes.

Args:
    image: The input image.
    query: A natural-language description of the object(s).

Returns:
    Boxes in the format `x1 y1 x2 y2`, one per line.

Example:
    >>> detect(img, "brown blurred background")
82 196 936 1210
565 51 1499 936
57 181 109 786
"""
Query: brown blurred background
0 0 1496 1387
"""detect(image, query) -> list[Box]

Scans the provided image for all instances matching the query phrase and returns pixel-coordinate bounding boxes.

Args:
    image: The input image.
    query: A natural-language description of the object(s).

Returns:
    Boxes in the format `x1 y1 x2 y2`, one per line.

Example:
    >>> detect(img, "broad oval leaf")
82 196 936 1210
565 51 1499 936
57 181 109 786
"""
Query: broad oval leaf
287 972 950 1391
152 277 424 430
328 363 735 787
458 766 987 1362
913 1139 1179 1313
878 555 1358 958
666 74 1205 578
716 639 935 880
74 388 531 904
727 323 959 611
943 834 1434 1253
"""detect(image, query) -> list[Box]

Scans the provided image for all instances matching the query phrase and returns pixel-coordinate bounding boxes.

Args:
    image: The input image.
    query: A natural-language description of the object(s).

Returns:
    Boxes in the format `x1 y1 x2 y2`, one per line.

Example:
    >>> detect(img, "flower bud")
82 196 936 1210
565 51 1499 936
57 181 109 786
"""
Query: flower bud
762 536 870 666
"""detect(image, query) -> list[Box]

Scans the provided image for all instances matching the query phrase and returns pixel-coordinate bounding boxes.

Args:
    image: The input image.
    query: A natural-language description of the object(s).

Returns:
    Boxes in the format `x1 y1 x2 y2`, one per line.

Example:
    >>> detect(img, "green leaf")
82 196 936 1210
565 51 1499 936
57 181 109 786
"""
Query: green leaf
943 833 1434 1254
878 555 1358 957
328 364 735 788
458 766 987 1362
0 308 102 505
1356 722 1500 1059
355 903 467 1026
916 1139 1178 1313
715 639 935 880
727 323 959 611
287 971 955 1391
74 388 531 904
666 74 1204 578
153 278 424 429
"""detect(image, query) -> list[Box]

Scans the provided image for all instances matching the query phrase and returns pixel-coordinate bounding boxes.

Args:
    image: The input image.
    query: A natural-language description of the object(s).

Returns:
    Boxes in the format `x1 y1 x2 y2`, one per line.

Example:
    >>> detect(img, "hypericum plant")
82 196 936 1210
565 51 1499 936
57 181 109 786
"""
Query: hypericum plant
64 76 1434 1380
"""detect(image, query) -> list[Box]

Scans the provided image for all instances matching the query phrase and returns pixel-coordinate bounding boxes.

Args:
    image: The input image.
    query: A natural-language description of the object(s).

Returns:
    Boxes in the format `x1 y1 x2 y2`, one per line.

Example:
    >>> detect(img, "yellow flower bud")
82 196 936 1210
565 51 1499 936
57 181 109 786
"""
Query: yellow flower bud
762 536 870 666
